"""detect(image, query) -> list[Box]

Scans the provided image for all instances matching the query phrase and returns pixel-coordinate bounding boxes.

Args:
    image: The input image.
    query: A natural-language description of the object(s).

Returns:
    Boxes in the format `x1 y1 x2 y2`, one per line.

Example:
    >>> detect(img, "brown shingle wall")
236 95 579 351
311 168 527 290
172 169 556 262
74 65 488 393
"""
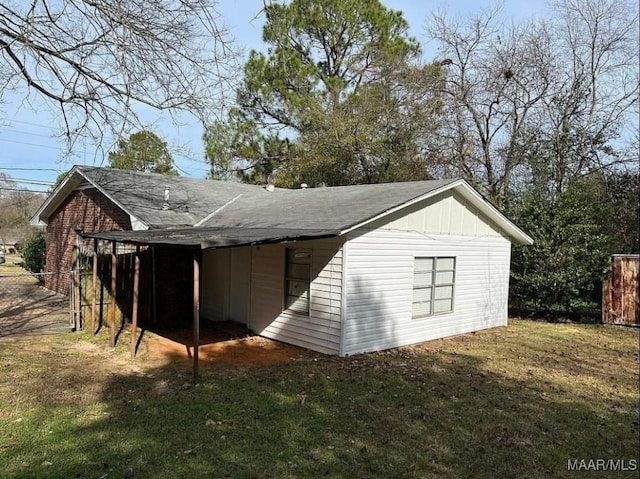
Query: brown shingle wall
45 189 132 295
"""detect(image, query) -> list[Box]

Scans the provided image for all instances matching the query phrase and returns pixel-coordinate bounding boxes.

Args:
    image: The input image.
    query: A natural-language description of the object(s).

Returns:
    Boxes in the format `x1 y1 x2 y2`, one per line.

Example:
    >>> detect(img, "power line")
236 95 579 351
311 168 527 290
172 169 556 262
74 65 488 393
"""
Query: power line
1 118 58 129
0 128 59 140
0 186 48 194
0 138 63 150
0 167 60 172
10 178 55 185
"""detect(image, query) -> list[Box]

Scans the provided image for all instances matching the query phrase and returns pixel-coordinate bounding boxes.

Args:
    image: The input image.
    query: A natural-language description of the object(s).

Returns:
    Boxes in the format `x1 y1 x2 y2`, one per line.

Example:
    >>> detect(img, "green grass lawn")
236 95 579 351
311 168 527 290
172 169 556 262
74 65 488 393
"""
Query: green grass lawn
0 319 637 478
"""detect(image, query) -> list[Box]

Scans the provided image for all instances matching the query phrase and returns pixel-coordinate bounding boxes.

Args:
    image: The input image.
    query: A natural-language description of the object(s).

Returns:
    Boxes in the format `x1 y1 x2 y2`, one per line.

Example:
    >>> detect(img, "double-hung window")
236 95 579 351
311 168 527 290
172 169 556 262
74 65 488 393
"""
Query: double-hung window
412 257 456 318
285 248 311 314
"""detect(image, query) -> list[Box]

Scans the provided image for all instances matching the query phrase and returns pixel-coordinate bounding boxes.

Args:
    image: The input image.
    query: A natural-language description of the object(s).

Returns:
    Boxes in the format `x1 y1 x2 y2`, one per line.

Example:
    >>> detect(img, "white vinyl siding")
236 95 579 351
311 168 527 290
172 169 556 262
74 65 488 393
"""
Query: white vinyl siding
201 247 251 324
200 249 230 322
249 239 343 355
377 190 503 237
342 228 511 356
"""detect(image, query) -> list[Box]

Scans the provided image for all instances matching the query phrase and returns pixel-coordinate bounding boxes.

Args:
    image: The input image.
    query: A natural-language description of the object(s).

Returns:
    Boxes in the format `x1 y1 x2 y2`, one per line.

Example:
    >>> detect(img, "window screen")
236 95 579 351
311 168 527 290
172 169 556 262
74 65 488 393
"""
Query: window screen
412 256 455 318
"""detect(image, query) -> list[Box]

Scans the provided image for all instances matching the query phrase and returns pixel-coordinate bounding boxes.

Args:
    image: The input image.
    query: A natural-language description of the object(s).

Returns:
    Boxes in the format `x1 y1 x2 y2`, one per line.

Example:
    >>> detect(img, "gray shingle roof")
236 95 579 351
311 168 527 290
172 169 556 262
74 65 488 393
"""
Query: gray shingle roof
78 166 457 232
35 166 532 247
202 179 457 231
79 166 266 228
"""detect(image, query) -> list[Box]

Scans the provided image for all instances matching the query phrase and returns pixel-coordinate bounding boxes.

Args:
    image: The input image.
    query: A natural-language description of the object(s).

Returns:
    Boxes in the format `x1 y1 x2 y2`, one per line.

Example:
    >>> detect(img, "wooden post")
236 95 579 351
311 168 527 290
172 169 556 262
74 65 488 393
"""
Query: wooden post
130 247 141 358
72 246 81 331
110 243 117 347
193 249 201 382
91 238 98 333
151 246 157 326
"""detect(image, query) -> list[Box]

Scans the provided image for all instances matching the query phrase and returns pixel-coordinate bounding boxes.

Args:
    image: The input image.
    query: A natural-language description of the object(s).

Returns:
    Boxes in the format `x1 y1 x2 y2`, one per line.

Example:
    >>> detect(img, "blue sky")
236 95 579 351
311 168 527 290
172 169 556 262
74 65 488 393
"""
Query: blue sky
0 0 549 192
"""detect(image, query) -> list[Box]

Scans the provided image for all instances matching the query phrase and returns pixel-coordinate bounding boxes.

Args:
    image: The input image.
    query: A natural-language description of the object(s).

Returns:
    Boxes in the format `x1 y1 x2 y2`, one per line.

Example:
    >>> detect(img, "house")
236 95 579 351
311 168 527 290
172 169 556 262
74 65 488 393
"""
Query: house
0 236 20 255
32 166 532 357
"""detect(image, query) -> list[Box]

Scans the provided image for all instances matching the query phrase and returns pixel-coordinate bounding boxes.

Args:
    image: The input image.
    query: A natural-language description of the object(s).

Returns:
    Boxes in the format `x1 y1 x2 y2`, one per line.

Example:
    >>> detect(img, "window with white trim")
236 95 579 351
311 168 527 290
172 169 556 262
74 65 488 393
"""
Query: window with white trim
285 248 311 314
412 257 456 318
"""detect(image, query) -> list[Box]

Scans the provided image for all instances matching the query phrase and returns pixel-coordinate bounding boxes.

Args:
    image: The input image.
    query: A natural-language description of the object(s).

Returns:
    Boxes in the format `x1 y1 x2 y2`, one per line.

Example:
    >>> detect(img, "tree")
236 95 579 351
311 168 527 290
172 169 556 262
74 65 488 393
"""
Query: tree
108 131 178 175
0 173 17 198
0 173 44 249
429 6 555 205
0 1 237 149
509 175 616 319
428 0 638 205
206 0 444 186
530 0 639 193
602 170 640 253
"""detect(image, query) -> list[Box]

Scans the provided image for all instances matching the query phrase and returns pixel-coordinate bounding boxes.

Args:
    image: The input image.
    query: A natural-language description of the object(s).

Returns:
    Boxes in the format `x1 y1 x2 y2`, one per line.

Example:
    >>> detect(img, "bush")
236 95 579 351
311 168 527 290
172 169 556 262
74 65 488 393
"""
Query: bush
509 178 615 320
21 230 45 278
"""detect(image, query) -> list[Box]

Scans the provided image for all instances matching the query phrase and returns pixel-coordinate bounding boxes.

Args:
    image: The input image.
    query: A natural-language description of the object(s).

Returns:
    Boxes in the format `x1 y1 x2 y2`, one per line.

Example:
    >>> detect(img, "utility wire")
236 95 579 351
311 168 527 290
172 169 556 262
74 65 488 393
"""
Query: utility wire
0 186 48 194
10 178 55 185
0 167 60 172
0 128 59 139
0 138 63 150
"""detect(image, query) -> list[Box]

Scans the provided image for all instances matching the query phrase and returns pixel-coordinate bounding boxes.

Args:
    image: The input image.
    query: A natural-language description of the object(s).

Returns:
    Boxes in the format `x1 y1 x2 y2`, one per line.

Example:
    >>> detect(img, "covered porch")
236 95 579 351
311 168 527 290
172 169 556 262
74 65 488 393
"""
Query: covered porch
80 227 340 381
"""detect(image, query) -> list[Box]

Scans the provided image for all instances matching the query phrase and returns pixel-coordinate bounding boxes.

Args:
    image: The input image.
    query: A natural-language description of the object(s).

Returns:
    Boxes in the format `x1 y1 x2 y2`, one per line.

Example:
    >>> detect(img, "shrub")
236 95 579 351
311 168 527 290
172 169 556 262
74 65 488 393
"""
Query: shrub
509 178 615 320
21 229 45 279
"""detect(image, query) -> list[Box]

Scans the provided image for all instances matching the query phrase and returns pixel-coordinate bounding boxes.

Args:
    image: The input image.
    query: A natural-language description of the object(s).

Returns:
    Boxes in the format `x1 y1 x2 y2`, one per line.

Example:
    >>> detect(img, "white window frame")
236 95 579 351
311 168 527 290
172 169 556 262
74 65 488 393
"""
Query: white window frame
284 247 312 315
412 256 456 319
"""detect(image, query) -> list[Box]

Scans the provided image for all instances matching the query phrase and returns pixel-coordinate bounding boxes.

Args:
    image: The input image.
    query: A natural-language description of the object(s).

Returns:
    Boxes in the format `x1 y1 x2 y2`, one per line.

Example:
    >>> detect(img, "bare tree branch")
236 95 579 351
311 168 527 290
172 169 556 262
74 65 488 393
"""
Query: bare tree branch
0 0 239 151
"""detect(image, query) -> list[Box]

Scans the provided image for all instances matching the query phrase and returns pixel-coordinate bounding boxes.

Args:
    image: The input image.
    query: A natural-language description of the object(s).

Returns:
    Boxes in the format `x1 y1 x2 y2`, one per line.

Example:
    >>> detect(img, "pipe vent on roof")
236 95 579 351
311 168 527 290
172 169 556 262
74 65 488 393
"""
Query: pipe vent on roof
162 187 170 210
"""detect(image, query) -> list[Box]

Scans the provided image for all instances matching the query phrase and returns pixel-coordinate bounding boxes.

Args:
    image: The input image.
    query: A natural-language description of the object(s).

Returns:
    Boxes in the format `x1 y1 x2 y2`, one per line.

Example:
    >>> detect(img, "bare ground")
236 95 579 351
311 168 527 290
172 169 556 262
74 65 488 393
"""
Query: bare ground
0 267 70 337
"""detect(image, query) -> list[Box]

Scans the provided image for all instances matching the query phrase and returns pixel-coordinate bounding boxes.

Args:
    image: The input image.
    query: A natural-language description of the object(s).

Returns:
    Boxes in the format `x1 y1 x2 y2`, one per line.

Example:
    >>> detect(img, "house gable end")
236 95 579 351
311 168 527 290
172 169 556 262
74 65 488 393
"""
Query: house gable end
370 190 504 238
341 180 532 245
44 187 133 294
31 166 148 230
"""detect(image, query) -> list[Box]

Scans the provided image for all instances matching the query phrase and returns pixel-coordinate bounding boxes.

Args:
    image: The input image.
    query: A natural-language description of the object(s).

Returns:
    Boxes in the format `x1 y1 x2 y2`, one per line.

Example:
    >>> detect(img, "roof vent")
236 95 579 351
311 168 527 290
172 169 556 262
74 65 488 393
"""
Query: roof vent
300 183 308 190
162 187 170 210
266 171 277 192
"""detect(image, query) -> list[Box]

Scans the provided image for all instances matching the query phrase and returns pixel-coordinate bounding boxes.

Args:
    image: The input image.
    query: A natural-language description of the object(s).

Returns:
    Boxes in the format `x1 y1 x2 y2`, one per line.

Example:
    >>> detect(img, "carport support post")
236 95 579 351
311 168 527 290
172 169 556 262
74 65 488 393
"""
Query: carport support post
130 247 140 358
72 245 81 331
193 249 201 382
91 238 98 334
110 242 117 347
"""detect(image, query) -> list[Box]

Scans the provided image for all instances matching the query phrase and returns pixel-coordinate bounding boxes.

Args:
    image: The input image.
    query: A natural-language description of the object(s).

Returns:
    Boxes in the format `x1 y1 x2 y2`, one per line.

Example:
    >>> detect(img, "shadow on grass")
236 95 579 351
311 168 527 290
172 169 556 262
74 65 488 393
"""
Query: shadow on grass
3 340 638 479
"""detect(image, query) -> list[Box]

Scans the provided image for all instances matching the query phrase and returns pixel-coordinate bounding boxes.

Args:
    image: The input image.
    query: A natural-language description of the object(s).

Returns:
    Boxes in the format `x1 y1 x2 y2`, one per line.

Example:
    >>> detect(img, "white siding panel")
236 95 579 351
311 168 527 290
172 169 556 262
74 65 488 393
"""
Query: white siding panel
378 190 503 239
201 249 229 321
342 228 511 355
248 238 344 354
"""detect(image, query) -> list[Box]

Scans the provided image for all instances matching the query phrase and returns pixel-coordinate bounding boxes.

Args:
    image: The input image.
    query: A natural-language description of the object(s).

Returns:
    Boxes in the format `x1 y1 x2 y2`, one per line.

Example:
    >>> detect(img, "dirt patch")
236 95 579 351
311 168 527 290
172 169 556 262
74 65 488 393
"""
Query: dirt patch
143 331 308 366
67 340 104 355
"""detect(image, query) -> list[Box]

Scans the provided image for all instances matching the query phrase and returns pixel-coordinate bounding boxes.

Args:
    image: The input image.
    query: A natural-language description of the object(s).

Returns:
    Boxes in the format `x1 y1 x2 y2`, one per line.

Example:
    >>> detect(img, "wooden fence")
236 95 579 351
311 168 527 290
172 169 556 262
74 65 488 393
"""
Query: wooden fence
602 255 639 325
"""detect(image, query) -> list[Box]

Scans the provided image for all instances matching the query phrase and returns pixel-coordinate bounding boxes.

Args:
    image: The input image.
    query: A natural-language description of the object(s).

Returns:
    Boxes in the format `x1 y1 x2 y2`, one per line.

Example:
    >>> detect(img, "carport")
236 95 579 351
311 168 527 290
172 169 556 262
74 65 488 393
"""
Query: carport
83 226 339 381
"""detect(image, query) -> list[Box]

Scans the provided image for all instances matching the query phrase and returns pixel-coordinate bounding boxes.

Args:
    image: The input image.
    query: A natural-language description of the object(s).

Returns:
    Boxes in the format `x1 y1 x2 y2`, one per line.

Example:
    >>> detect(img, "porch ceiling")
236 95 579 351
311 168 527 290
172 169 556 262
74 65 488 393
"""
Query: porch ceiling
83 226 341 249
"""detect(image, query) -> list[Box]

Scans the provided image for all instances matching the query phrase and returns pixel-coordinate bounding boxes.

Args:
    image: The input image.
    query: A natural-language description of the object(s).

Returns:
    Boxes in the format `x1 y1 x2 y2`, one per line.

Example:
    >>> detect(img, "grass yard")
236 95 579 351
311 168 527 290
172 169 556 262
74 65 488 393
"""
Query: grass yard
0 319 637 478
